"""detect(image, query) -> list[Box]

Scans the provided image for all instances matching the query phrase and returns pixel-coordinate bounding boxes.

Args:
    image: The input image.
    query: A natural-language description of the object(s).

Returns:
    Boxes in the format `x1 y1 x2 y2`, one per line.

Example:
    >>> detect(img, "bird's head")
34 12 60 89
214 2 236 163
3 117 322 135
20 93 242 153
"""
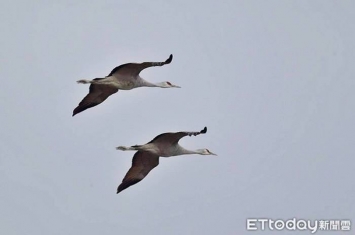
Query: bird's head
160 81 181 88
197 148 217 156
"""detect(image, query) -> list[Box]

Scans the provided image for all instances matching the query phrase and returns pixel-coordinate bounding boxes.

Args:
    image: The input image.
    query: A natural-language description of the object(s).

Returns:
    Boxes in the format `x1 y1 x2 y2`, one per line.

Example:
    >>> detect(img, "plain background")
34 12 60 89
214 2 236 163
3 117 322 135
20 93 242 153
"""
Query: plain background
0 1 354 234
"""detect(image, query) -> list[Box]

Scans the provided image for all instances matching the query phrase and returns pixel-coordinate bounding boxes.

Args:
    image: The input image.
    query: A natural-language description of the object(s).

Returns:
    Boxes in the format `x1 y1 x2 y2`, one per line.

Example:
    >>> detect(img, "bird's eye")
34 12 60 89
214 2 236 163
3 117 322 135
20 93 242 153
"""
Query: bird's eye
206 149 210 153
167 82 172 86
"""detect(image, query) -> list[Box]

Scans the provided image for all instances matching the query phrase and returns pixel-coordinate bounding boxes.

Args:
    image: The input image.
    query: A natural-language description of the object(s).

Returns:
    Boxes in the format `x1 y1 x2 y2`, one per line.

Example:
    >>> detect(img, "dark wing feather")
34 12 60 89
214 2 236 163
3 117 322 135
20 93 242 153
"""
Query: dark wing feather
116 151 159 194
148 127 207 145
72 83 118 116
107 54 173 77
107 63 140 77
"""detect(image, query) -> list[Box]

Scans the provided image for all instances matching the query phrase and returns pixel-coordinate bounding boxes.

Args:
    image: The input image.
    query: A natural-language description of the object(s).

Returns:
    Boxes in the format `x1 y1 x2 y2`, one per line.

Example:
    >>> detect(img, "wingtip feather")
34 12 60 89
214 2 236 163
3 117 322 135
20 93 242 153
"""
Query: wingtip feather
165 54 173 64
72 107 81 116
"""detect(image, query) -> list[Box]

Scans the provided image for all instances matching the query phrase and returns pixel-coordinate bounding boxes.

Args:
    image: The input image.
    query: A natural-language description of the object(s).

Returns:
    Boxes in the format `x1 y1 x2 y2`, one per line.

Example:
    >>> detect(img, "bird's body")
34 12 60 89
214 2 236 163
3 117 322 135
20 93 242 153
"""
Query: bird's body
129 142 201 157
87 76 136 90
125 143 183 157
73 54 180 116
115 127 217 194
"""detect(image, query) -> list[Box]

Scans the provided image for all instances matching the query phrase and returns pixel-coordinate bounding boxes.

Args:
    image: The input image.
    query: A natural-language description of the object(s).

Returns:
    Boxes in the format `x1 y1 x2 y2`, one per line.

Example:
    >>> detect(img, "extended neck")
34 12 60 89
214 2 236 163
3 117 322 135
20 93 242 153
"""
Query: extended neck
178 147 202 155
139 78 166 88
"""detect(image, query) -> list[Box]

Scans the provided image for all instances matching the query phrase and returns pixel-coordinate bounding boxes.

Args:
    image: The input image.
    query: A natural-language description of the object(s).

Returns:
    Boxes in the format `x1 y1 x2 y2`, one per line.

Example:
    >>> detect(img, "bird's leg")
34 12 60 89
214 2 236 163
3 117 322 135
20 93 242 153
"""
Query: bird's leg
76 79 92 84
116 145 142 151
116 146 133 151
76 78 108 85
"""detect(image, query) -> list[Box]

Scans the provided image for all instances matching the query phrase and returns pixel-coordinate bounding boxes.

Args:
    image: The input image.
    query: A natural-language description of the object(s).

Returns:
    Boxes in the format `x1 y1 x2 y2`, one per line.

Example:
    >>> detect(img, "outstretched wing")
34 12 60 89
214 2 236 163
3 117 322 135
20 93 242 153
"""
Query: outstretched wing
148 127 207 145
107 54 173 77
72 82 118 116
116 151 159 194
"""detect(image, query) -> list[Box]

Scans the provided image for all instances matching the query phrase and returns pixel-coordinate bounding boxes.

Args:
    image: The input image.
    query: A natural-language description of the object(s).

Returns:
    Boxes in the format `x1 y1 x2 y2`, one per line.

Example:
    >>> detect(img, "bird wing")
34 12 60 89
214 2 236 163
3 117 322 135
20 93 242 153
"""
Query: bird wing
148 127 207 145
107 54 173 77
116 151 159 194
72 81 118 116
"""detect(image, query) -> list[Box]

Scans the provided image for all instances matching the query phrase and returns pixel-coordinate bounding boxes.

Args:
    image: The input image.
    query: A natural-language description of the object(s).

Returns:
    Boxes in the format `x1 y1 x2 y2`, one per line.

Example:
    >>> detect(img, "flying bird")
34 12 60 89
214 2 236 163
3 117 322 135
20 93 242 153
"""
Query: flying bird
73 54 179 116
115 127 217 194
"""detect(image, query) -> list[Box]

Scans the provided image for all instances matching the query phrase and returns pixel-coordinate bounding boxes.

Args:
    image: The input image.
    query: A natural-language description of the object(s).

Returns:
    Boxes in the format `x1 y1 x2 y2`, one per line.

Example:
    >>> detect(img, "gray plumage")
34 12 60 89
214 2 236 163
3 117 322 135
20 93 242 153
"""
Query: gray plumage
116 127 216 194
73 54 180 116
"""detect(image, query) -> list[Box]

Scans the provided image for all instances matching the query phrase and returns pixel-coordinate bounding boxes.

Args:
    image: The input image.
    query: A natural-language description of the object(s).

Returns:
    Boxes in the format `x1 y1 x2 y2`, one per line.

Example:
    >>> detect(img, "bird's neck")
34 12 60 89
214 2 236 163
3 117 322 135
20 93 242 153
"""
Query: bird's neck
138 78 166 88
178 147 201 155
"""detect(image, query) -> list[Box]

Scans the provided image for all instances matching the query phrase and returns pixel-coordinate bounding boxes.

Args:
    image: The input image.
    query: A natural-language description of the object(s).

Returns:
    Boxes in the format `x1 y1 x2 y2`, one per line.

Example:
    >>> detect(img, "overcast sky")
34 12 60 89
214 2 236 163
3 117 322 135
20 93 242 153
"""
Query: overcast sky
0 1 354 234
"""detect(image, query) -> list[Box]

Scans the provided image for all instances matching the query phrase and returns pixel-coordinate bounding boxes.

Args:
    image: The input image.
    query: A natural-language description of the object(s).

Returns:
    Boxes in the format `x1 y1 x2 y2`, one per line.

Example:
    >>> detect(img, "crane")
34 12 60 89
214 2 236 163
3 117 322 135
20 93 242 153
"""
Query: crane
115 127 216 194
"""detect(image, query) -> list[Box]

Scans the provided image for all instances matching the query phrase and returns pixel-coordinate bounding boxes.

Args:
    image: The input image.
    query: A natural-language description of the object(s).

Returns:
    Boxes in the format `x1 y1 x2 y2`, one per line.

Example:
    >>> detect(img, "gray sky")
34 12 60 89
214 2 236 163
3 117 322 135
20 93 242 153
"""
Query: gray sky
0 1 354 234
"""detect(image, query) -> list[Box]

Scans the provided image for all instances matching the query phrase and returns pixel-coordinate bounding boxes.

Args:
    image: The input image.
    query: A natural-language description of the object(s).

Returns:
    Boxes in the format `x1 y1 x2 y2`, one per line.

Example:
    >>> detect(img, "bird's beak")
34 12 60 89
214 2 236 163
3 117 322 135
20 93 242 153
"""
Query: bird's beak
172 85 181 88
210 152 217 156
